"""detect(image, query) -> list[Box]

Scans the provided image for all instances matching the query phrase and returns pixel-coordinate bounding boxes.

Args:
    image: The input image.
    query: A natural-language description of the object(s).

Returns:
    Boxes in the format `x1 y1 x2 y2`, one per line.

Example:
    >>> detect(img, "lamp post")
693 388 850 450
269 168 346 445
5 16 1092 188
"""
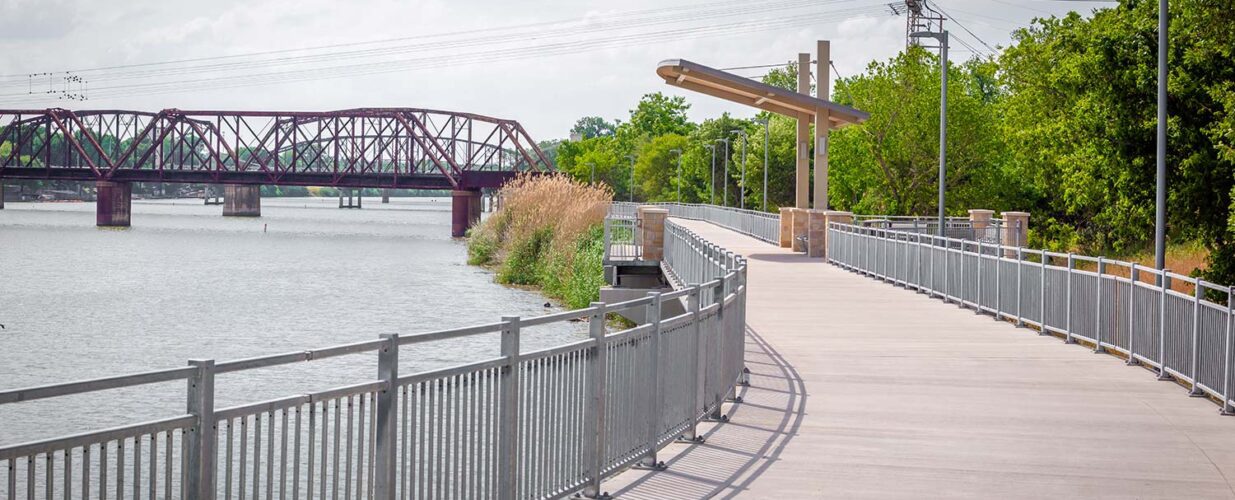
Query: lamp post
586 162 596 185
910 29 949 237
669 148 683 202
1154 0 1168 272
626 154 636 203
704 144 716 205
753 118 770 212
730 129 749 210
716 138 730 207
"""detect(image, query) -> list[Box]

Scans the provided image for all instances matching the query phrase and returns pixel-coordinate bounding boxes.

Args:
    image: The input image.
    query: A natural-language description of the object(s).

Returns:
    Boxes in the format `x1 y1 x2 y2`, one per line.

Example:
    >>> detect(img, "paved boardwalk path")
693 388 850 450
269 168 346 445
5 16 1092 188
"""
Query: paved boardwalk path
606 218 1235 499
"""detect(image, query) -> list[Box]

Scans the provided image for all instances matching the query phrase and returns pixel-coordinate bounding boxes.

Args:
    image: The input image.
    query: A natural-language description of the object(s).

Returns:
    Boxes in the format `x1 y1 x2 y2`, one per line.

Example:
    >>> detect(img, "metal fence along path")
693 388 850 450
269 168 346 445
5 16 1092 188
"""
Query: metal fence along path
827 222 1235 414
0 221 747 500
609 202 779 245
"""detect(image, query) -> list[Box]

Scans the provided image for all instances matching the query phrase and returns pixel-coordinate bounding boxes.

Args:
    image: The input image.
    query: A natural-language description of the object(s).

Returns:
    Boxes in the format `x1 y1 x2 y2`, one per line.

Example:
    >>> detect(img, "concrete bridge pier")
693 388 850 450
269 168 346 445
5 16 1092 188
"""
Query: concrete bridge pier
451 189 482 237
96 181 131 227
339 189 362 209
0 180 5 209
381 189 390 203
222 184 261 217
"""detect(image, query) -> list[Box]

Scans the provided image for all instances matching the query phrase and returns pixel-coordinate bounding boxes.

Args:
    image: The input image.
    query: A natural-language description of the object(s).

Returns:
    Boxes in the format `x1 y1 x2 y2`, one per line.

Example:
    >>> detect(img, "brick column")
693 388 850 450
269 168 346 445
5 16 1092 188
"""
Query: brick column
968 209 994 241
1002 211 1030 254
807 210 826 257
779 207 794 248
637 206 669 261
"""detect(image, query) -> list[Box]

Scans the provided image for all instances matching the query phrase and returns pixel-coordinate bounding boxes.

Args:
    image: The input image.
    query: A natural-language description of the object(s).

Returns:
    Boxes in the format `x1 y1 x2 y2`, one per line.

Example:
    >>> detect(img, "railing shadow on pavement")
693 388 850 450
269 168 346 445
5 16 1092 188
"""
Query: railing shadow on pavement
605 326 807 499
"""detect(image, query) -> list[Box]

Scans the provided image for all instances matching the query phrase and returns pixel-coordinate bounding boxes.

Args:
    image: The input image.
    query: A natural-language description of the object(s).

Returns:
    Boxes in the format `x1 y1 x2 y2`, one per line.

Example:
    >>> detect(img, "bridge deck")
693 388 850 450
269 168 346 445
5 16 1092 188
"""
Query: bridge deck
606 218 1235 499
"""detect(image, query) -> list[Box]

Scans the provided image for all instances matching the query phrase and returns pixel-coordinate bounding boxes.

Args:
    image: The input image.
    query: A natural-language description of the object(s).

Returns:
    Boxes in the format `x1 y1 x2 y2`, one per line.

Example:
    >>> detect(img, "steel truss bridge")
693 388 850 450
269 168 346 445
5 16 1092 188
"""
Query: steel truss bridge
0 108 553 190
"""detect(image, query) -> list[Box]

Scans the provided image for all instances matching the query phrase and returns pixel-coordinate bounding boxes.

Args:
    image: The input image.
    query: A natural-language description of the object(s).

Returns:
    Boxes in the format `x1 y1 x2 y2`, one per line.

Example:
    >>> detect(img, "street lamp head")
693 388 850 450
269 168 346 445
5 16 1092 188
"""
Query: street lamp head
752 118 769 125
730 129 747 137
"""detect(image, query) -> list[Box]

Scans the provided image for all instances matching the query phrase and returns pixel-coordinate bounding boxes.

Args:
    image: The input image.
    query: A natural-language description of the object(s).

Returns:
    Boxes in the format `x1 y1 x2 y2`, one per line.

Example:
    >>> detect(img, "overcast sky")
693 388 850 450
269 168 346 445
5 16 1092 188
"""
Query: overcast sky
0 0 1109 140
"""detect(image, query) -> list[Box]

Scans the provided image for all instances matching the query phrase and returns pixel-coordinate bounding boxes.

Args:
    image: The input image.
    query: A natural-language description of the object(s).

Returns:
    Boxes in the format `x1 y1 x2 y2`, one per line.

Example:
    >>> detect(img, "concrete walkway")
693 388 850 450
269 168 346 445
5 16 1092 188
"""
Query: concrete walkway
605 218 1235 499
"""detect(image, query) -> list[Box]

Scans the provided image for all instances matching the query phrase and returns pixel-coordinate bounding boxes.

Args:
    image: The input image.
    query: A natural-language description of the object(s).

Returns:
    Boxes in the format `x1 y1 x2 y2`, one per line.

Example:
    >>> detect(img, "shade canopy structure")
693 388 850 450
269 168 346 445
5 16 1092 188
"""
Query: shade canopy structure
656 58 869 128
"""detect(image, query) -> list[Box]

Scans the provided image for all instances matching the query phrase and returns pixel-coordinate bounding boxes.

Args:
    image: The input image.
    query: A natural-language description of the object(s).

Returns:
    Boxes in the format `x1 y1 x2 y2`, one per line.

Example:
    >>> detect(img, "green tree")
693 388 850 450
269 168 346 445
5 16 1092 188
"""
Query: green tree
569 116 616 139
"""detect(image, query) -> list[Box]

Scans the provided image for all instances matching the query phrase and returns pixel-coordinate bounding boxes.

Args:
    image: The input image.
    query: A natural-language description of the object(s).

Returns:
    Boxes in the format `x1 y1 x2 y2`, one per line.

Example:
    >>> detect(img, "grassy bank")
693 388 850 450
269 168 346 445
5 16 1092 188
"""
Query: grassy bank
467 175 611 309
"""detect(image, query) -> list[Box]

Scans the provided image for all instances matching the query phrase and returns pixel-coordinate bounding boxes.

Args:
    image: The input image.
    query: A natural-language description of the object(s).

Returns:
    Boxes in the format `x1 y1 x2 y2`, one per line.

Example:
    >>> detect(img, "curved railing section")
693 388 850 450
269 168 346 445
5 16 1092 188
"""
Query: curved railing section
827 222 1235 414
0 221 747 499
610 201 779 245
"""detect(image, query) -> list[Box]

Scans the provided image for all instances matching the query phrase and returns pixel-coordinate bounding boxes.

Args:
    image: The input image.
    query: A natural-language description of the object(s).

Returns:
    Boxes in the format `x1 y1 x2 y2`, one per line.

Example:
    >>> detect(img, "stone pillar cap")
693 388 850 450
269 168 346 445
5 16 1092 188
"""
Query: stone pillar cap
823 210 853 216
1002 211 1031 218
637 206 669 214
967 209 995 215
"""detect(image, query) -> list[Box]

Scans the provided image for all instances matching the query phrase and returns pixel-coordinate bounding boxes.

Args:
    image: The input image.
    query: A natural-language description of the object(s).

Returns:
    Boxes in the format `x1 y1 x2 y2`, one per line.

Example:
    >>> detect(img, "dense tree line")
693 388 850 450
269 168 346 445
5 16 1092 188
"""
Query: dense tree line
554 0 1234 283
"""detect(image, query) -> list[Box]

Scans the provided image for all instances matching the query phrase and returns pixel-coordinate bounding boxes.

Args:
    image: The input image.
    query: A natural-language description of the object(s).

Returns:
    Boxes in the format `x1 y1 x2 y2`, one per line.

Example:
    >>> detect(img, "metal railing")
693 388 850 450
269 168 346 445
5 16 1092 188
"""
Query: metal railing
602 216 640 261
852 215 1021 244
827 222 1235 414
0 222 748 500
609 202 779 245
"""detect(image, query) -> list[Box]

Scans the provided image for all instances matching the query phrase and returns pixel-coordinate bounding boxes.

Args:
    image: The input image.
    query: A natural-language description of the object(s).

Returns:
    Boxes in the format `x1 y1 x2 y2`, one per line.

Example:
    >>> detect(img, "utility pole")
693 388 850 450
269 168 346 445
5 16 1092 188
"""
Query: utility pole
669 148 683 202
911 29 949 236
626 154 636 203
705 144 716 205
1155 0 1168 272
717 138 730 207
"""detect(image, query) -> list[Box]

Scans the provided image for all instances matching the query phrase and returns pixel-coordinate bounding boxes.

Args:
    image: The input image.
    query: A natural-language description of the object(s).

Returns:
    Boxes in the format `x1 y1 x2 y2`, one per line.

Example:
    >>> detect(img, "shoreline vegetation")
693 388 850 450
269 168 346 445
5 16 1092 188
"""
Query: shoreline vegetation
466 175 611 309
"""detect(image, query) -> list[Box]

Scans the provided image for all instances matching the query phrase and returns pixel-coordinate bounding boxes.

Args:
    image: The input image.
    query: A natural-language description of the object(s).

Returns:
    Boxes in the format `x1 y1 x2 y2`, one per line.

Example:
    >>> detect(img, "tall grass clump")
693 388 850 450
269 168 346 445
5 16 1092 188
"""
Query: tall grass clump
467 174 612 308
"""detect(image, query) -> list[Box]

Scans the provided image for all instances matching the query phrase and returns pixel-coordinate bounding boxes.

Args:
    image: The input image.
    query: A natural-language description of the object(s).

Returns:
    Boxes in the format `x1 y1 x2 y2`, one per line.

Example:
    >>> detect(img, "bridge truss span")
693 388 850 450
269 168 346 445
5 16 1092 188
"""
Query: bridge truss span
0 108 553 190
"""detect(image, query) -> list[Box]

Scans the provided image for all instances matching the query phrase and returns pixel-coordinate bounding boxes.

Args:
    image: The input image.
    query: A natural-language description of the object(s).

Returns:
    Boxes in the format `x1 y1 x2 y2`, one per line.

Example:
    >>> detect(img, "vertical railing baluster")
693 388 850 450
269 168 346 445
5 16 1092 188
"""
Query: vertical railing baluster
1159 271 1173 380
186 359 217 500
1065 254 1075 344
498 316 521 500
1016 247 1024 327
1040 252 1048 335
374 334 399 500
1222 293 1234 415
1096 257 1105 353
1190 282 1204 396
639 292 665 470
1129 264 1140 366
583 302 608 498
976 240 984 314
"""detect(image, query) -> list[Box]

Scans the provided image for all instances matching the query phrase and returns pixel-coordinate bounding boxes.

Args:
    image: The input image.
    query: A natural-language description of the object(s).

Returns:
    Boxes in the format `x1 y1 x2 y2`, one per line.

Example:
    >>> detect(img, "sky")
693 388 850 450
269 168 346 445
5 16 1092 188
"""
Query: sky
0 0 1112 141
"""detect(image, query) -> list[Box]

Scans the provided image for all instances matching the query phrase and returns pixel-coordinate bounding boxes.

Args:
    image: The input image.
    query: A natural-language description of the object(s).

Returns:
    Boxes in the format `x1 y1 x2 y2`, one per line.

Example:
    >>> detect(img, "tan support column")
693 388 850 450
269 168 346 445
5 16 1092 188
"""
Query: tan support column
820 210 853 260
1002 211 1030 255
790 208 809 252
795 52 811 209
779 207 794 247
814 40 831 210
968 208 994 241
637 206 669 261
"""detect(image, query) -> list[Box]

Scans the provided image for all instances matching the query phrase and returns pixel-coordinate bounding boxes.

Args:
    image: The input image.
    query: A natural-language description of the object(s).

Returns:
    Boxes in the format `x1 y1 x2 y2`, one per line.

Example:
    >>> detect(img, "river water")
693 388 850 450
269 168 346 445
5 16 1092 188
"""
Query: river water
0 197 584 445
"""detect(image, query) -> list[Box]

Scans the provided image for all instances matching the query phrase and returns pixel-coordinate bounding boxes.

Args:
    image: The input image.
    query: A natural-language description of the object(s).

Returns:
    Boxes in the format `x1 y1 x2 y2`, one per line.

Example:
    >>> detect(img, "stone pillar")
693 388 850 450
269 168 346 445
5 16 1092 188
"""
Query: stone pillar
814 40 831 210
1002 211 1030 254
795 52 811 209
223 184 261 217
451 189 482 237
790 208 809 252
96 180 132 227
968 209 993 241
807 210 826 258
779 207 794 248
636 206 669 261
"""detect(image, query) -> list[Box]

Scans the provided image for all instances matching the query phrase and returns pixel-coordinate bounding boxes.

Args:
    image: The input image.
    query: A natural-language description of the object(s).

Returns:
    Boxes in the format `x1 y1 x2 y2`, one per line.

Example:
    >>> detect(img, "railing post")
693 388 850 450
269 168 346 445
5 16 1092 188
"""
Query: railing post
1039 252 1049 336
639 292 666 470
1190 282 1204 396
1158 272 1172 380
943 235 951 302
684 285 704 442
708 277 726 421
1016 247 1024 327
960 241 968 308
374 334 399 500
1129 264 1140 365
1222 295 1234 415
499 316 522 500
1065 253 1075 344
976 240 984 314
186 359 217 500
1095 258 1105 353
995 242 1003 319
583 303 608 497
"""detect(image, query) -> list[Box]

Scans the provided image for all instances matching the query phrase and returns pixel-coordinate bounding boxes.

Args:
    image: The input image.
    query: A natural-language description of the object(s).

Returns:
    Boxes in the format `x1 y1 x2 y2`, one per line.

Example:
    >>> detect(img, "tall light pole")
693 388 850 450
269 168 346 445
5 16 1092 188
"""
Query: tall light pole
704 144 716 205
754 118 770 212
626 154 636 203
669 148 683 202
586 162 596 185
911 29 949 237
731 129 749 210
716 138 730 207
1155 0 1168 272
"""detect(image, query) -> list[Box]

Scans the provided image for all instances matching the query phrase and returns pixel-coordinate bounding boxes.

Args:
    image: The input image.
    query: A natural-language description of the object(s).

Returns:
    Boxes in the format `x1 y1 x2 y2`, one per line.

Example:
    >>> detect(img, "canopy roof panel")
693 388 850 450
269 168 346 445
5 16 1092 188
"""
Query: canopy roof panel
656 58 868 128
